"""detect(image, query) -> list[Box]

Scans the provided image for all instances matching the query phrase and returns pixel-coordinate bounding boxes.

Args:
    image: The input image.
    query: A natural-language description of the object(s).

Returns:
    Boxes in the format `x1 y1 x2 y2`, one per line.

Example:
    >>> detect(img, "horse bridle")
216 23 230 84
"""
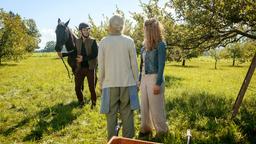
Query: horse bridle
60 26 73 80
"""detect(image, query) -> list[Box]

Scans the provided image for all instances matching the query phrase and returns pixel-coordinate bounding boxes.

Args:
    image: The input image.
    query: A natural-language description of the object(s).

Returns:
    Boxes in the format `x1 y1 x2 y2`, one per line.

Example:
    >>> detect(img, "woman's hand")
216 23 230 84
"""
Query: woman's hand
153 84 161 95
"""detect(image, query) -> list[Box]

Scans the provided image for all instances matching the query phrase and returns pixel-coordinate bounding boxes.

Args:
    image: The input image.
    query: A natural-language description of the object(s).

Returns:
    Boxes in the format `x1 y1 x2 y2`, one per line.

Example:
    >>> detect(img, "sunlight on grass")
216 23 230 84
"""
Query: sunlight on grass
0 53 255 143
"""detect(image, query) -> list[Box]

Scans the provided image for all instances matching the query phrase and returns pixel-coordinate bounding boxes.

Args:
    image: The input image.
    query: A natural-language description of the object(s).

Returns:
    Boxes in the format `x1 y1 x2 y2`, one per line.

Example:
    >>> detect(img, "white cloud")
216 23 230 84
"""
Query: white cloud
39 28 55 49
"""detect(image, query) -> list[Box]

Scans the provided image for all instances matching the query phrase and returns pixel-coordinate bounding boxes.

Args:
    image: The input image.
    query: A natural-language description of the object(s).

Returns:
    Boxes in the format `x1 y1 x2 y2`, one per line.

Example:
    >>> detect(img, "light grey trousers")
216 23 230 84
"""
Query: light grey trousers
106 87 134 140
140 74 168 134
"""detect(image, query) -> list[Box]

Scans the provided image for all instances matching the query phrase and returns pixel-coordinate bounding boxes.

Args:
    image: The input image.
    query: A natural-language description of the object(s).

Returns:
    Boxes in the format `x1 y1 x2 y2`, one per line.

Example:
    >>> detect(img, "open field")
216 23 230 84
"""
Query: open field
0 53 255 143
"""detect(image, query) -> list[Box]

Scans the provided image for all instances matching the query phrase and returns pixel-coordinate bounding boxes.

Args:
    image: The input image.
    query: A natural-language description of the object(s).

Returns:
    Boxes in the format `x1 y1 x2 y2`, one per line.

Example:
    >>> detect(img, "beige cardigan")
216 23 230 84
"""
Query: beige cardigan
98 34 138 88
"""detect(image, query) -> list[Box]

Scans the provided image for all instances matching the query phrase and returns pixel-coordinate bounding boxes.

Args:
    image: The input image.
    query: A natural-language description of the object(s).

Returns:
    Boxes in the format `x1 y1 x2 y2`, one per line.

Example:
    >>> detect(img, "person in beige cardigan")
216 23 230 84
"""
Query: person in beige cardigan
98 14 139 141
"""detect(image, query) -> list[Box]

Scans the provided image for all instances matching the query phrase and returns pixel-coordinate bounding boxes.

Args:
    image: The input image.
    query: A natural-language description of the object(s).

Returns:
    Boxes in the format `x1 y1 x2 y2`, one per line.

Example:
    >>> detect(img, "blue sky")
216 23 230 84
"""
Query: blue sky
0 0 160 49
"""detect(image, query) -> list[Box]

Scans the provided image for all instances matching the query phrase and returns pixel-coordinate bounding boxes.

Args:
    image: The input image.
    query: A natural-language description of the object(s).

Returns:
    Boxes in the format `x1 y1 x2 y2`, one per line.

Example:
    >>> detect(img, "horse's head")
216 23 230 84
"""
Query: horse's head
55 18 70 52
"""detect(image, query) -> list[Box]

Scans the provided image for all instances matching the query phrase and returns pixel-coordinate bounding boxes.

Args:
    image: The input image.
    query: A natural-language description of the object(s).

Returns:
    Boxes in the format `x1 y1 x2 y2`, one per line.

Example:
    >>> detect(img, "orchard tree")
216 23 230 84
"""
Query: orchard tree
131 0 202 62
0 9 41 64
23 19 41 52
209 48 222 69
88 7 134 42
168 0 256 50
181 48 201 66
225 43 244 66
130 12 144 52
242 41 256 61
44 41 56 52
88 14 108 41
0 10 28 63
221 41 256 66
131 0 176 53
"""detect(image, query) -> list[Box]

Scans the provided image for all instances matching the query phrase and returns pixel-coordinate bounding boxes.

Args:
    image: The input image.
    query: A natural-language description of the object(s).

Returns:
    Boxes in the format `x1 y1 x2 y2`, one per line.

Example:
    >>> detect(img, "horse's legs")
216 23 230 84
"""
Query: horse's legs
94 70 98 87
81 83 84 91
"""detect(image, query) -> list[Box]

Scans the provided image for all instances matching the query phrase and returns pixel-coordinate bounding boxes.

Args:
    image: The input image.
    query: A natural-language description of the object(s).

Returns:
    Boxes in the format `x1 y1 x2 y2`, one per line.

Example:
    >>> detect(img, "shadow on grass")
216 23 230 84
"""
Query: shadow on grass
166 91 231 121
22 101 80 141
1 118 30 136
0 101 80 141
233 99 256 144
165 75 183 88
208 68 225 71
0 63 18 67
221 65 248 68
164 91 256 143
52 57 61 60
167 64 199 68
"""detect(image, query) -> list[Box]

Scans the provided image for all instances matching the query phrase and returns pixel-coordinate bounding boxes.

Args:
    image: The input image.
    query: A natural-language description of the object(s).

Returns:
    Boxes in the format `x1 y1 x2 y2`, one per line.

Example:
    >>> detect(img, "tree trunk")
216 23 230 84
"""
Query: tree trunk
233 58 236 66
215 59 217 69
182 59 186 66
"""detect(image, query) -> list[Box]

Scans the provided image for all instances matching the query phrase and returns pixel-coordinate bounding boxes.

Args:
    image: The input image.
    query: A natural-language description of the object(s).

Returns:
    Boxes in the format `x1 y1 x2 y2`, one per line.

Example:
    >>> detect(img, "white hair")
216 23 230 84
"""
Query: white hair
109 14 124 32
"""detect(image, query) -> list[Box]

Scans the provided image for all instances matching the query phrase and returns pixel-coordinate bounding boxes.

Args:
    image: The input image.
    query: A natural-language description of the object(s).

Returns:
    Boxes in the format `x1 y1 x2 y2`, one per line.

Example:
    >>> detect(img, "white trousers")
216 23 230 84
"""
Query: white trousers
140 74 168 133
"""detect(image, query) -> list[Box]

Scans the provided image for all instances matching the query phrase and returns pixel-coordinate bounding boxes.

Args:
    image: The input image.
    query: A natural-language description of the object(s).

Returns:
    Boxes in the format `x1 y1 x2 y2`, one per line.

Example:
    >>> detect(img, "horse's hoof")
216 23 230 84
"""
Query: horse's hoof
78 101 85 108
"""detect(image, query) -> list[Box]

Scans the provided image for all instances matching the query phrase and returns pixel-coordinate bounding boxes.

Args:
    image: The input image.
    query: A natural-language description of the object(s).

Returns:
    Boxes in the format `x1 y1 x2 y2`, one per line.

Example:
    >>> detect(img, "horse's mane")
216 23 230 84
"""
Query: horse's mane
65 27 77 52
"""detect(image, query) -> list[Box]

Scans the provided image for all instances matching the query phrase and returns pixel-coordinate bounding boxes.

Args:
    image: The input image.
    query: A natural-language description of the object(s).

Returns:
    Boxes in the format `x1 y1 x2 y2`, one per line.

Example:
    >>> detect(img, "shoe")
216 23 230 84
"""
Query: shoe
90 101 96 109
138 131 152 140
153 132 167 142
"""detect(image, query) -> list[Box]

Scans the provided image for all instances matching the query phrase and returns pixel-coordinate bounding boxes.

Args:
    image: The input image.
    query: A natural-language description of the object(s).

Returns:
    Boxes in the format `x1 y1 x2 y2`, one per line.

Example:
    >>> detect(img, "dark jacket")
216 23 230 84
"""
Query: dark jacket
76 37 98 69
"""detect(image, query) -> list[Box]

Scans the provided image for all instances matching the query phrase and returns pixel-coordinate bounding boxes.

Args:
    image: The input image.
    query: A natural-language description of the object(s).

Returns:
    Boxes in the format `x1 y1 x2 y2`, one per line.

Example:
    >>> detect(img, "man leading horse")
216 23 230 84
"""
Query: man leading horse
75 22 98 109
55 19 98 109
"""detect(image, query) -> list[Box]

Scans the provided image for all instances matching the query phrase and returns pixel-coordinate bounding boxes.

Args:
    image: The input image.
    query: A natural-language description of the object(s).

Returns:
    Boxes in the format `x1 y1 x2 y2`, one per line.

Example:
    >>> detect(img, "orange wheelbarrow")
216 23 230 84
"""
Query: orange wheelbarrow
107 136 159 144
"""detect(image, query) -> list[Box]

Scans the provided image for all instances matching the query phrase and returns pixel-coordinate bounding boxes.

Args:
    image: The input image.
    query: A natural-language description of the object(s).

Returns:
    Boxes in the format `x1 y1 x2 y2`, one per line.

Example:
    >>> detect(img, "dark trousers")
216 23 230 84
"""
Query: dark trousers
75 67 97 105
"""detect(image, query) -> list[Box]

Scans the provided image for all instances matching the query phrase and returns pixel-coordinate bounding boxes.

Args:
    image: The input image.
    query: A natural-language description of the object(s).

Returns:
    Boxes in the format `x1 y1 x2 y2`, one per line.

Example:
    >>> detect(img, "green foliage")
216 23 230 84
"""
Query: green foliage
43 41 56 52
226 43 244 66
88 14 108 41
169 0 256 50
88 7 134 43
130 12 144 51
168 47 201 66
23 18 41 52
209 48 222 69
130 0 203 62
130 0 175 53
0 9 40 64
242 41 256 61
221 41 256 66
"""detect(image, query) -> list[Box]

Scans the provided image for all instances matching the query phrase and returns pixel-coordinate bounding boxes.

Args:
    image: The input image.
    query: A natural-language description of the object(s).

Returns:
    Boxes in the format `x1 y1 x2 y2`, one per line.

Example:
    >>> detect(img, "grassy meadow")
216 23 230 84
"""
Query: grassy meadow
0 53 256 144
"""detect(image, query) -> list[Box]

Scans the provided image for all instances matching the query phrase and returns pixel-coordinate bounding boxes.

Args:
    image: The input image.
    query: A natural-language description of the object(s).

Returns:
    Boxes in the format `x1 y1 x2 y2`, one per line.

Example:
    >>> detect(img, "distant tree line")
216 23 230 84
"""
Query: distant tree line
35 41 56 52
209 41 256 69
2 0 256 66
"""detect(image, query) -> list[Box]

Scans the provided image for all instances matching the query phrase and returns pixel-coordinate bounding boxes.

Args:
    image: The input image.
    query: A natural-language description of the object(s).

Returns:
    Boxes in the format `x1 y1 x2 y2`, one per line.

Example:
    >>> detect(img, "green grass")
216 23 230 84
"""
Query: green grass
0 53 255 143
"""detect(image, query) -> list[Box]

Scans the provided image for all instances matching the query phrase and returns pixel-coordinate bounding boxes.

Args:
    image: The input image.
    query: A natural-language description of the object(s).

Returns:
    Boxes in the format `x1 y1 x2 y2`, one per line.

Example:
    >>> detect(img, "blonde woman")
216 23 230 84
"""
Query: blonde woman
138 18 168 139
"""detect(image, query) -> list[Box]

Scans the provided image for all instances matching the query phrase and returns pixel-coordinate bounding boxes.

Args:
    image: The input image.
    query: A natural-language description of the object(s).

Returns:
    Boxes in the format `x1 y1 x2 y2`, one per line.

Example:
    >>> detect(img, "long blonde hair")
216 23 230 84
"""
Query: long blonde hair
143 18 164 50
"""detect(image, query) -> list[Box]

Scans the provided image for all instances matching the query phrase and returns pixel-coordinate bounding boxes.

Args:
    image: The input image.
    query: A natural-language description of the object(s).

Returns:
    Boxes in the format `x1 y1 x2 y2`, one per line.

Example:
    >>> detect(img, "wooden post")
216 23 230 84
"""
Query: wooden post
232 52 256 118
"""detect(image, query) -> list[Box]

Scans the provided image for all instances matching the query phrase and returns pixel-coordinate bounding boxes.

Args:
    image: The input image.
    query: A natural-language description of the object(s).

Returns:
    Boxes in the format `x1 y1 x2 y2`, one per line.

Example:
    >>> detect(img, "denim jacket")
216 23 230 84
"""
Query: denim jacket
138 41 166 86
